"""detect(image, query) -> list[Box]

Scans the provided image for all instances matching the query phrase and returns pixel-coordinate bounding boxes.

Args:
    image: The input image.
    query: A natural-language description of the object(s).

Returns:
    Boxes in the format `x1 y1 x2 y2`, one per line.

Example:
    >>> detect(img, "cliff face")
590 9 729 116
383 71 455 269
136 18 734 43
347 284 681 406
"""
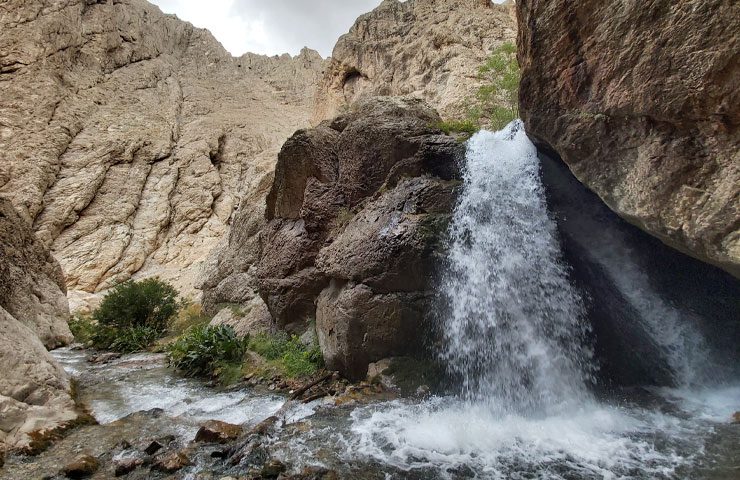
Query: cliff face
517 0 739 276
200 0 518 316
313 0 517 123
0 199 78 451
0 0 325 306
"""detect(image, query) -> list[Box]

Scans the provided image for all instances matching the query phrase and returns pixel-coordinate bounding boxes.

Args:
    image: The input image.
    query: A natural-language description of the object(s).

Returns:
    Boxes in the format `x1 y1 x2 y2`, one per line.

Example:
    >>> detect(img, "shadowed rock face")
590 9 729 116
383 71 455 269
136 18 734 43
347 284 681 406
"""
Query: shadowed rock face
0 199 72 349
517 0 740 277
0 0 326 305
0 199 78 451
258 97 464 379
313 0 517 123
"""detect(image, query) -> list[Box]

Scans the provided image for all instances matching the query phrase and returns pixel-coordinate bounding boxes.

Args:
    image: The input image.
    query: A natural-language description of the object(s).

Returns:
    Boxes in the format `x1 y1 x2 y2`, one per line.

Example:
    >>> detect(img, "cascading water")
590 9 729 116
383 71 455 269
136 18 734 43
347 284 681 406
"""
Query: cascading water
439 121 594 413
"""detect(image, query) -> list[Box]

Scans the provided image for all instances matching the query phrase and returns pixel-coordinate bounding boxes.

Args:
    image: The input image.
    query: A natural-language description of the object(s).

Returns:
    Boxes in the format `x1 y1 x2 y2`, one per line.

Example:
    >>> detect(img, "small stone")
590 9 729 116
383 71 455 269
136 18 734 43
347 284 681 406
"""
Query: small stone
88 352 122 364
143 440 163 455
113 457 143 477
250 416 279 436
260 459 286 478
194 420 243 443
151 450 192 473
62 454 99 479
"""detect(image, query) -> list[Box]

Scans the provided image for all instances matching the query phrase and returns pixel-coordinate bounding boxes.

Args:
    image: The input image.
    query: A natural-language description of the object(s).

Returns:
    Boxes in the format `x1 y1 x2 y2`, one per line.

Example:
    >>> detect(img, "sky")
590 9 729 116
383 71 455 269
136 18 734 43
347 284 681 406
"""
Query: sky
150 0 506 58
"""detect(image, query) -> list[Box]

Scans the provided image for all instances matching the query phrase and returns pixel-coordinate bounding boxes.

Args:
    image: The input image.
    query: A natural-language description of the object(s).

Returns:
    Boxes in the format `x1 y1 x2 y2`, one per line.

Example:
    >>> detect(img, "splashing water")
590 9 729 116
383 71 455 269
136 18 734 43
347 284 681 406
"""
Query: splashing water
438 122 595 412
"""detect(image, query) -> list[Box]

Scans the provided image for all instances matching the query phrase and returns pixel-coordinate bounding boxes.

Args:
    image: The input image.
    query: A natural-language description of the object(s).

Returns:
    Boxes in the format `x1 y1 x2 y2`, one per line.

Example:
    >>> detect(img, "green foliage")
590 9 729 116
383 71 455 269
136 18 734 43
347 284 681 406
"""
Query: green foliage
435 119 479 137
475 42 520 130
68 314 96 344
92 325 162 353
167 325 248 384
94 278 180 333
248 333 324 378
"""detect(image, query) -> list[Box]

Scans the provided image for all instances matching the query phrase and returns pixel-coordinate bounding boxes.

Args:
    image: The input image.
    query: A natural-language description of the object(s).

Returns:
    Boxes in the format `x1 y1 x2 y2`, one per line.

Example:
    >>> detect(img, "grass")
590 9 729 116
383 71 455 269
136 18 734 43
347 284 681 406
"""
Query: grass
248 332 324 378
167 324 248 385
435 119 479 137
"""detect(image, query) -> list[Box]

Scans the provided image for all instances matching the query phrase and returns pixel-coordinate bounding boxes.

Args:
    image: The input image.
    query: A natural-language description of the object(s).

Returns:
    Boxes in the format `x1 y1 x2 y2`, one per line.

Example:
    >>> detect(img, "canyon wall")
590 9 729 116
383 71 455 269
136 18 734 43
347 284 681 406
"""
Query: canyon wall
0 199 79 451
517 0 739 276
0 0 326 308
313 0 517 123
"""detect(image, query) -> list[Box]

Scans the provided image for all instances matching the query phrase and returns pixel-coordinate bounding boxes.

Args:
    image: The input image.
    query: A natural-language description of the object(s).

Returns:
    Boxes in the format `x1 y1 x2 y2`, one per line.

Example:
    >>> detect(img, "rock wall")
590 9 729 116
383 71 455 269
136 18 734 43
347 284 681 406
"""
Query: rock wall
517 0 739 276
201 0 517 319
0 0 326 306
258 97 463 379
0 199 78 451
313 0 517 123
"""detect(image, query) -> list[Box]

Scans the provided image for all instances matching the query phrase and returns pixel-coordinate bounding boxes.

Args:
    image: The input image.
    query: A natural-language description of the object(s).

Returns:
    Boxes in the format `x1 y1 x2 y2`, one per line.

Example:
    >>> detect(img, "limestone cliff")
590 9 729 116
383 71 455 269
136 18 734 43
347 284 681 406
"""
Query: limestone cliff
0 0 326 307
313 0 517 123
517 0 739 276
0 199 78 451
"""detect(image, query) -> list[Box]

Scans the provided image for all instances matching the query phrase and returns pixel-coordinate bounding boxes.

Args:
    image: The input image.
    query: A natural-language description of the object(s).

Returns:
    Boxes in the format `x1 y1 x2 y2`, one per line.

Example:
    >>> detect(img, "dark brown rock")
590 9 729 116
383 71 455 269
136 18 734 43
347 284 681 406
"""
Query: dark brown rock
258 97 463 378
151 450 192 473
143 440 164 456
113 457 143 477
194 420 243 444
260 459 287 478
62 454 99 479
517 0 740 276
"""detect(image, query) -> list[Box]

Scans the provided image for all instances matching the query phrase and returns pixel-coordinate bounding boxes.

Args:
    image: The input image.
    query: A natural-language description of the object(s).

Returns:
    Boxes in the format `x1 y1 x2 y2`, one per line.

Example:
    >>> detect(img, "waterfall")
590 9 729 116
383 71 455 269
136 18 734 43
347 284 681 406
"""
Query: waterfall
439 121 594 413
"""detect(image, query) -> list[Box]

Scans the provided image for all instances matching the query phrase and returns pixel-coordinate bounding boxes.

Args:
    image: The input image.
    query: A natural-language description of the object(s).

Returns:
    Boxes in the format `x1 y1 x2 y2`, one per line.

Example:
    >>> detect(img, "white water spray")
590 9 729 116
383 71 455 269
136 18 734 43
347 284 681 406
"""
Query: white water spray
439 122 594 413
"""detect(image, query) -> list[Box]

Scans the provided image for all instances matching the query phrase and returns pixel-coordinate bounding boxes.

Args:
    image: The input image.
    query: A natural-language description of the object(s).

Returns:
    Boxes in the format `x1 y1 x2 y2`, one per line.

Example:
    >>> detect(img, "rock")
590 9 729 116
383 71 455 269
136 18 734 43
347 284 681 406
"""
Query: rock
250 416 280 436
0 0 327 301
313 0 517 123
209 299 272 338
113 457 143 477
143 440 164 456
732 412 740 424
151 450 192 473
88 352 122 365
260 459 287 479
194 420 243 444
517 0 740 276
258 97 463 379
286 466 340 480
0 198 72 348
62 454 99 479
0 200 79 451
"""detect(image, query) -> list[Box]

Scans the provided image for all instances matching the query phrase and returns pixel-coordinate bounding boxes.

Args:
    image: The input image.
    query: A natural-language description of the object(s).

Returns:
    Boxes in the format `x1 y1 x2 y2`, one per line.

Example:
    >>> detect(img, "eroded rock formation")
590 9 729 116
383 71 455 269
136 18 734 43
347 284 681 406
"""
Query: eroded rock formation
0 0 326 307
257 97 463 379
0 199 78 451
313 0 517 123
517 0 739 276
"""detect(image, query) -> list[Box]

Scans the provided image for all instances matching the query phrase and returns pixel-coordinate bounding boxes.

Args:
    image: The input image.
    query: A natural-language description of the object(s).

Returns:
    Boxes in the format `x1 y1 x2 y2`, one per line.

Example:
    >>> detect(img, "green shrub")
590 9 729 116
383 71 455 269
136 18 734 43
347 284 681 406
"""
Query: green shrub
167 325 248 383
94 326 162 353
475 42 520 130
69 314 96 344
94 278 180 333
248 333 324 378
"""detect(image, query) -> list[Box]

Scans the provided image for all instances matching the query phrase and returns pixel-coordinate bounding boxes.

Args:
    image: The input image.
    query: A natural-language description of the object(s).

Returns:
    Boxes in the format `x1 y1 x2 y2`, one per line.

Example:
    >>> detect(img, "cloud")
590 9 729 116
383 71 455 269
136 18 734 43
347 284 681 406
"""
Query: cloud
150 0 506 58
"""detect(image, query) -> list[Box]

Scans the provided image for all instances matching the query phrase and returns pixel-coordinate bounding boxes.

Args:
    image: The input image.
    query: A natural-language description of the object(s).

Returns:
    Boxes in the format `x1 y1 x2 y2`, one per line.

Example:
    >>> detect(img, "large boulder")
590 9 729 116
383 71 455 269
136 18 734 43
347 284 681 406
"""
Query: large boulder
258 97 463 379
517 0 740 276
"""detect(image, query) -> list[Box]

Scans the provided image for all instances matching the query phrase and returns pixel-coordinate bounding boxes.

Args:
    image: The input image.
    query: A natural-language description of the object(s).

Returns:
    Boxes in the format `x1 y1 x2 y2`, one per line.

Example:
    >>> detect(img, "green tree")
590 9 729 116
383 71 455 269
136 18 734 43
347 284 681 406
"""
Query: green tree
94 278 180 333
475 42 520 130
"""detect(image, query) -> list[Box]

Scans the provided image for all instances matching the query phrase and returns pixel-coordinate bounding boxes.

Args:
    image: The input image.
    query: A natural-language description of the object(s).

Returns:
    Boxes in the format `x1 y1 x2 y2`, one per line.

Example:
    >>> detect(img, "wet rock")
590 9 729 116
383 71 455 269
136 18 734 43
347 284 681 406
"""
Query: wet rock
286 466 340 480
88 352 122 364
195 420 244 444
151 450 192 473
143 440 164 456
250 416 280 436
732 412 740 424
62 454 99 479
113 457 143 477
260 459 287 478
